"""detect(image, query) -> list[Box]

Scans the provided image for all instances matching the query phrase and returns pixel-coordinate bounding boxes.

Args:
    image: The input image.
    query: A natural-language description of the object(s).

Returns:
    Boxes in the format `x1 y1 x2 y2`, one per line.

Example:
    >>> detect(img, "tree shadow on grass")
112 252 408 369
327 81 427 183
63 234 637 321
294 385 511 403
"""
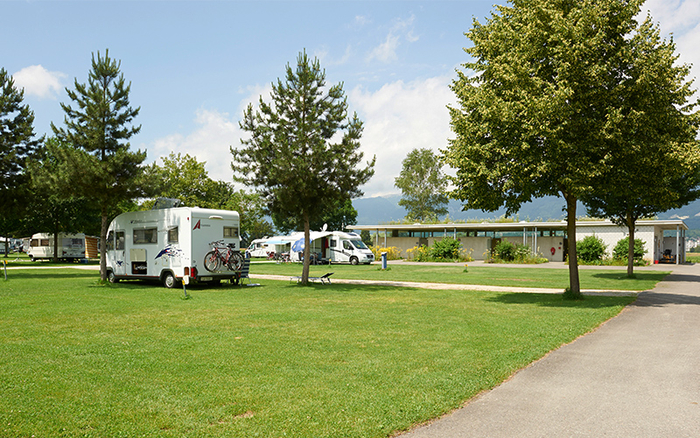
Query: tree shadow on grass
484 293 636 309
4 270 96 281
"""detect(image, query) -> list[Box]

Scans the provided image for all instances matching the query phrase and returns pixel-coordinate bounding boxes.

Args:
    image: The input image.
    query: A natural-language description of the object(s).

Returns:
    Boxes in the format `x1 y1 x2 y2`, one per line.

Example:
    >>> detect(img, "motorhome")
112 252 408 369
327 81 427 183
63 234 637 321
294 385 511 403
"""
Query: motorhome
105 207 241 288
289 231 374 265
27 233 86 261
246 236 295 258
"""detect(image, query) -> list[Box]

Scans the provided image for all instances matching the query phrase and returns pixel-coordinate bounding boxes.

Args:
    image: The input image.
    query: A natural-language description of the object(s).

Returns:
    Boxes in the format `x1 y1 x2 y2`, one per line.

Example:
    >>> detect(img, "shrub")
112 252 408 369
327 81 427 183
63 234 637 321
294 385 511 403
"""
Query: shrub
493 240 517 261
577 235 607 263
430 238 462 260
370 246 402 260
613 237 647 263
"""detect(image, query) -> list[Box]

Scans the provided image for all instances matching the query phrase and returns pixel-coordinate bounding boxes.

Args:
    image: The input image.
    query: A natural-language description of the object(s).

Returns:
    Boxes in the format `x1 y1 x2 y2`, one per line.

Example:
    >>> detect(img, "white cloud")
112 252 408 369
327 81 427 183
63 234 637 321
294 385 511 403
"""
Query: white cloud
349 75 456 197
367 33 401 63
12 65 66 99
149 108 240 183
148 85 272 184
366 14 419 64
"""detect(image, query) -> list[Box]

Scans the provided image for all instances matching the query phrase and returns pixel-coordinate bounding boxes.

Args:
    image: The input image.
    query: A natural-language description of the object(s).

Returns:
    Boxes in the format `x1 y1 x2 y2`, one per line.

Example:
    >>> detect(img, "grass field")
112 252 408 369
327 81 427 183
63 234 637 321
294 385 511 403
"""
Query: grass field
250 261 669 291
0 268 637 437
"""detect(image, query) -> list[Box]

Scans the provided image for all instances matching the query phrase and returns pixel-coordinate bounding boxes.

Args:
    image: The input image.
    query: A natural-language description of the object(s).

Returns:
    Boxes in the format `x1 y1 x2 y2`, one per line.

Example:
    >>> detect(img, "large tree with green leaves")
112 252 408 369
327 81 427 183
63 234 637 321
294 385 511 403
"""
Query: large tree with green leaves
582 16 700 277
51 50 148 280
0 68 41 253
233 51 375 284
395 148 448 222
444 0 670 298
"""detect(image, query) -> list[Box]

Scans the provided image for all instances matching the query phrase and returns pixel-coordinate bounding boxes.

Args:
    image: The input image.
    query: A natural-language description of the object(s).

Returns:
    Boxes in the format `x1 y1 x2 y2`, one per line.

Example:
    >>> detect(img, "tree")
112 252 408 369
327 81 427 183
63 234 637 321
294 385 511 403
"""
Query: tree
582 16 700 277
51 50 149 280
233 51 375 284
27 137 101 261
444 0 653 298
394 148 448 222
0 68 41 253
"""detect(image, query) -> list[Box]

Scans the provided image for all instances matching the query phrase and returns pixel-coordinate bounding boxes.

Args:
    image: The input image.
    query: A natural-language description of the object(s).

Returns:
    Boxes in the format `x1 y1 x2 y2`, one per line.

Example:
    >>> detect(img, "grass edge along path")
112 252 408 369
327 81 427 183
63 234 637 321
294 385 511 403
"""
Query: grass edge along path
1 269 636 438
250 262 669 292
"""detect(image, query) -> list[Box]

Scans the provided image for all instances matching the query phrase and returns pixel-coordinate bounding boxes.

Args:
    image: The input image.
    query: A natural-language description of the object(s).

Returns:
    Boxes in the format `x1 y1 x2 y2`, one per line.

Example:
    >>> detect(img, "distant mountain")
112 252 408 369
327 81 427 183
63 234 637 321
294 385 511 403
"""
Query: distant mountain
352 195 700 231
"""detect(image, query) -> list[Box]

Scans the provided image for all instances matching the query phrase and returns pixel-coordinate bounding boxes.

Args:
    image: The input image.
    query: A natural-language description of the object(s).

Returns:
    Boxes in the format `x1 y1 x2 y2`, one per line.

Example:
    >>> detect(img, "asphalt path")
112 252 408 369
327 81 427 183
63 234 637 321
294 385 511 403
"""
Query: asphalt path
399 262 700 438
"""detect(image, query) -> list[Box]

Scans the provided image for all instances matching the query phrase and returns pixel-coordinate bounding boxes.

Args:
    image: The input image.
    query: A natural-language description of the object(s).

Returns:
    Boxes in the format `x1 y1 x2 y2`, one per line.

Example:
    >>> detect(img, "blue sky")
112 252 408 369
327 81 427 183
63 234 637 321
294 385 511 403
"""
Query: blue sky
5 0 699 197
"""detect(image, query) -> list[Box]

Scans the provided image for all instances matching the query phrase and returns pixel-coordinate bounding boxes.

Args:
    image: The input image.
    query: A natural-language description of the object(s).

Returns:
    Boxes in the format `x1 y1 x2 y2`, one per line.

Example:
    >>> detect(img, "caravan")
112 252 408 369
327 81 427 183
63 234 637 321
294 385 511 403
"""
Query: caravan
290 231 374 265
105 207 242 288
27 233 86 261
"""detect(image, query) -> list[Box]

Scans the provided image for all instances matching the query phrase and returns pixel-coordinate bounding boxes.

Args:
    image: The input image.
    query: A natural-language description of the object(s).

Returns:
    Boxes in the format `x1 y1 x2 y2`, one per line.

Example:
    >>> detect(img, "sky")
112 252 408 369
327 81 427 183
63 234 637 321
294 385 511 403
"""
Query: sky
4 0 700 198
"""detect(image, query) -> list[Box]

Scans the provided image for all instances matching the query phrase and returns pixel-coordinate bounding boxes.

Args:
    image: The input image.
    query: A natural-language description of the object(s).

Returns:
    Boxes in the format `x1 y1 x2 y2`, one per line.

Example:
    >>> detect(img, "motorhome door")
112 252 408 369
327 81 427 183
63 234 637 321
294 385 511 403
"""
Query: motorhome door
108 230 127 276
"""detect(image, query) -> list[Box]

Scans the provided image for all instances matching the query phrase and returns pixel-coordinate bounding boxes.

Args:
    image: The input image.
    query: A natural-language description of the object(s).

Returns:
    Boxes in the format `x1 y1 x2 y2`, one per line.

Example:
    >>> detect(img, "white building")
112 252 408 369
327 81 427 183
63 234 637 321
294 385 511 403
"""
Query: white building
350 219 689 264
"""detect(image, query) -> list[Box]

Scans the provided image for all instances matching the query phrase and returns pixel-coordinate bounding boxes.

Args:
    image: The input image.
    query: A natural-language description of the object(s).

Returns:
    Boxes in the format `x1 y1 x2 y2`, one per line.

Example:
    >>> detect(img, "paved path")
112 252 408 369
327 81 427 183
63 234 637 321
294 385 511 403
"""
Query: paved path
400 263 700 438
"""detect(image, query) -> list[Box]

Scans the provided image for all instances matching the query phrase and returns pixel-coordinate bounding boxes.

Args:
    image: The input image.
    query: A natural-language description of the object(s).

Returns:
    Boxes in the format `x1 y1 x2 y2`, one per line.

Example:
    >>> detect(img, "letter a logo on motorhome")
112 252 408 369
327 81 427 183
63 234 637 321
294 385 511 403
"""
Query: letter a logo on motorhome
193 220 201 230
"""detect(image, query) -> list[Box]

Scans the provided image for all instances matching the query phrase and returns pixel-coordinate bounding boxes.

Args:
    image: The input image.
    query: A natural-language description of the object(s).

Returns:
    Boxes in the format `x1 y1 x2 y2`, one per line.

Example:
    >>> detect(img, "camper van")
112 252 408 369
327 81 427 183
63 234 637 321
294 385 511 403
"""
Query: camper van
289 231 374 265
27 233 86 261
246 236 295 258
105 207 241 288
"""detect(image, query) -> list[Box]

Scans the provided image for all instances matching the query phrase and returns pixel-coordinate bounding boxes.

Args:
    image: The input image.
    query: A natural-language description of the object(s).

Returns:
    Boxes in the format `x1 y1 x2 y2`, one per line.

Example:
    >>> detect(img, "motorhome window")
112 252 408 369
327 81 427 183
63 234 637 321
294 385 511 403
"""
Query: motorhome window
40 239 50 246
133 228 158 244
116 231 125 250
351 240 368 249
30 239 39 247
343 240 352 250
329 239 337 248
168 227 179 244
223 226 238 238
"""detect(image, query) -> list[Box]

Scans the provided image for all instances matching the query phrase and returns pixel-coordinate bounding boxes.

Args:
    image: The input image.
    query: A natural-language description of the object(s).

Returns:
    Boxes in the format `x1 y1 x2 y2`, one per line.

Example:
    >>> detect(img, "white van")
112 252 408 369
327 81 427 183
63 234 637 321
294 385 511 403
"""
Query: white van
27 233 86 261
289 231 374 265
105 207 242 288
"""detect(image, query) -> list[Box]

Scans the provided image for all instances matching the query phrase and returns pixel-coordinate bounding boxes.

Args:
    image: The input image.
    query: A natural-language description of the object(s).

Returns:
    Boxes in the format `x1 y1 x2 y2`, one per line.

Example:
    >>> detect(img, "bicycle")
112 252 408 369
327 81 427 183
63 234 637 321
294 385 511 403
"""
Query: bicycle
204 240 244 272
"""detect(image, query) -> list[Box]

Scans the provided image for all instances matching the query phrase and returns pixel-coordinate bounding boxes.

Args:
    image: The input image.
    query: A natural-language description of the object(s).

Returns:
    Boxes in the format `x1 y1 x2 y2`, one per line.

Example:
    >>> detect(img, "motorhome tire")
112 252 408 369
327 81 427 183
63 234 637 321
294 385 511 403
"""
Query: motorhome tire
350 256 359 265
163 272 180 289
107 271 119 283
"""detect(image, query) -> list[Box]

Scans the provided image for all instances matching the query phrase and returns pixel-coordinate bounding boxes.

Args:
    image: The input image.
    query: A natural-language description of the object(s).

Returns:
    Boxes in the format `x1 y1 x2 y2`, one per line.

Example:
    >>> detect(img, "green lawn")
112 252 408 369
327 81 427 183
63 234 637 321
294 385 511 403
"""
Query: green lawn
251 262 669 291
1 269 635 437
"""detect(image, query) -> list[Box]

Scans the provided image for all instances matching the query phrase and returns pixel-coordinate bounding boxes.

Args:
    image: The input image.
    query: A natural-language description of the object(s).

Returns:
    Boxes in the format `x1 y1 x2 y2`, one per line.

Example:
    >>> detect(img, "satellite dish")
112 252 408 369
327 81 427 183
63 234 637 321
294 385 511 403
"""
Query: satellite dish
321 223 328 232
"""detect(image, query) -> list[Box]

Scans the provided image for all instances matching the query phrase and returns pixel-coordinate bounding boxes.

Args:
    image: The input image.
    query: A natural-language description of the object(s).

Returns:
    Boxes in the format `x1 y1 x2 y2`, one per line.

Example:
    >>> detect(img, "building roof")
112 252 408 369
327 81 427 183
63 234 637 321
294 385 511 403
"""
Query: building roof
349 219 688 233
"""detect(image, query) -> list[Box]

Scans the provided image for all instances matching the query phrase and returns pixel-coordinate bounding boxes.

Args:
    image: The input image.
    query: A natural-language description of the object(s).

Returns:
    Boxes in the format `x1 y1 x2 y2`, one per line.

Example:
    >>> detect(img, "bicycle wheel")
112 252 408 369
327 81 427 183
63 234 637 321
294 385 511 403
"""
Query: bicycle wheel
204 250 221 272
228 251 244 271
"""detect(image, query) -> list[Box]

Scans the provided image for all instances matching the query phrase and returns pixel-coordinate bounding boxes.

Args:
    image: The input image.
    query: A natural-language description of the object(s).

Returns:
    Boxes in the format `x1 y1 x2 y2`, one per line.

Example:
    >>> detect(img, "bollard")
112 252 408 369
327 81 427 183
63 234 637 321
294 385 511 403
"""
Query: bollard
381 252 387 270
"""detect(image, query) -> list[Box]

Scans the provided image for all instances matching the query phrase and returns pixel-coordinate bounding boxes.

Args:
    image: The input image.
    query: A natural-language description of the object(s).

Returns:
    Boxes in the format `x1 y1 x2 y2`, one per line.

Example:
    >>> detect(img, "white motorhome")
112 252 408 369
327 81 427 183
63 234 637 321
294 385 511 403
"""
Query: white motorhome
105 207 242 288
246 236 295 258
289 231 374 265
27 233 86 261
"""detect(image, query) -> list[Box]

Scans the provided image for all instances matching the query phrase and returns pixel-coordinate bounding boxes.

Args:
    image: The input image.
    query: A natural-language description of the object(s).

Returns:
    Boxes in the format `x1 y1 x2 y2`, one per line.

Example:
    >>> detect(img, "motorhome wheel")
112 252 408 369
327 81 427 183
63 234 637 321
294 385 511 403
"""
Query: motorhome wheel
163 272 180 289
350 256 359 265
107 271 119 283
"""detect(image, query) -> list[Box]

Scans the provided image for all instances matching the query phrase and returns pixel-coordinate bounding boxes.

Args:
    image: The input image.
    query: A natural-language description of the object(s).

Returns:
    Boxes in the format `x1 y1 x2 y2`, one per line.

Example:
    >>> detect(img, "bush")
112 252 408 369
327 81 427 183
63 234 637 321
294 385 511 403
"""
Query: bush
613 237 647 263
493 241 517 261
577 235 607 264
430 238 461 260
370 246 402 261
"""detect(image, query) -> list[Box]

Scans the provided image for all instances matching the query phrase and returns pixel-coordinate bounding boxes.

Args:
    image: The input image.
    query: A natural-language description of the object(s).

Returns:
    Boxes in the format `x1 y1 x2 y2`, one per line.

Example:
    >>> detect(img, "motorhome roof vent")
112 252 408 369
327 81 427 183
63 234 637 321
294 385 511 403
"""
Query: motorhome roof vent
152 198 182 210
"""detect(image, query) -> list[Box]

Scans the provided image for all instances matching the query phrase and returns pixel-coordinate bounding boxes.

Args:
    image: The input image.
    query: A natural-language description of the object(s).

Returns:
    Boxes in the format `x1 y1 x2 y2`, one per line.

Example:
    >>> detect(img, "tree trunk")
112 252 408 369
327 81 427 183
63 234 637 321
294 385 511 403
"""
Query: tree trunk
626 212 635 278
100 207 108 281
565 193 582 298
301 211 311 285
52 230 59 263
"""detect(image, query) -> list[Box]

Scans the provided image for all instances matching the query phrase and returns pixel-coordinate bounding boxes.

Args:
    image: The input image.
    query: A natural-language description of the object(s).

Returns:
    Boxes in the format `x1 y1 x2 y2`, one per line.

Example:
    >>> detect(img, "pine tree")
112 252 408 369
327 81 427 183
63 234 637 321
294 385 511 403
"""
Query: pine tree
51 50 149 280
